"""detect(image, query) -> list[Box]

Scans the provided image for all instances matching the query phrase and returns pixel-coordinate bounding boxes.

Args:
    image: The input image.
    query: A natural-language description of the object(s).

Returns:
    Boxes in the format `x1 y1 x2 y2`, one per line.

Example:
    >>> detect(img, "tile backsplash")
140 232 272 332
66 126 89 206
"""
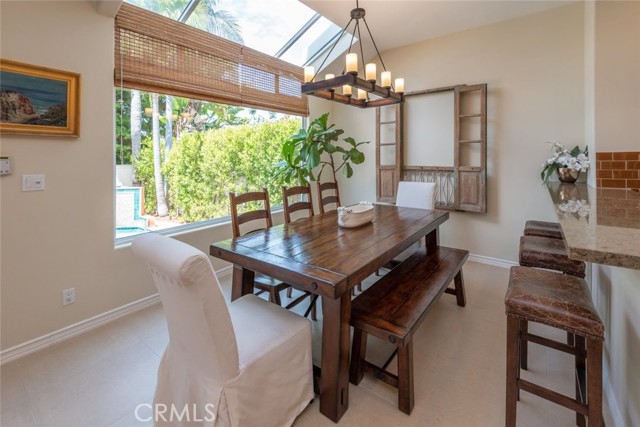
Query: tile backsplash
595 152 640 189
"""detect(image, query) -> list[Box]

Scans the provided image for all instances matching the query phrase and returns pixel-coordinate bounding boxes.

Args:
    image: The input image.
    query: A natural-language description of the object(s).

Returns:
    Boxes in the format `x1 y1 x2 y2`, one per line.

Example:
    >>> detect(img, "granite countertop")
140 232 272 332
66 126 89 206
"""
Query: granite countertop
547 183 640 270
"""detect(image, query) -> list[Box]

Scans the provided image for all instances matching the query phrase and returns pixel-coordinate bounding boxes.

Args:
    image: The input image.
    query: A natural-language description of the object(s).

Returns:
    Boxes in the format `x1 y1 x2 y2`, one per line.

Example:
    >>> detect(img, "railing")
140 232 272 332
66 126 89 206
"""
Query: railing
403 166 456 209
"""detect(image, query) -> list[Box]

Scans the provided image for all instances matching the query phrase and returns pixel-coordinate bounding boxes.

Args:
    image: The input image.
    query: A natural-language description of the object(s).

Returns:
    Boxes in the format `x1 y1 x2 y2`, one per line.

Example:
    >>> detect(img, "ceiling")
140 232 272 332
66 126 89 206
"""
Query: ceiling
301 0 577 54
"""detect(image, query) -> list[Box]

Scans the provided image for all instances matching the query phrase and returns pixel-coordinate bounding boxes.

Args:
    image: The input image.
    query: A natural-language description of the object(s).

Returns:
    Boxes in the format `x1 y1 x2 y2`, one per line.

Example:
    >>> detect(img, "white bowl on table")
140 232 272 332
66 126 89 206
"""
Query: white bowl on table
337 202 374 228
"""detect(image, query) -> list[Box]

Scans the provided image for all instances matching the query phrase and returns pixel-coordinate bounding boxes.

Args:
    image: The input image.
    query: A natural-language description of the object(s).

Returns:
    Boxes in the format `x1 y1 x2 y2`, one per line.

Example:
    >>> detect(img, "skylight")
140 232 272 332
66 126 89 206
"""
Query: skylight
124 0 350 69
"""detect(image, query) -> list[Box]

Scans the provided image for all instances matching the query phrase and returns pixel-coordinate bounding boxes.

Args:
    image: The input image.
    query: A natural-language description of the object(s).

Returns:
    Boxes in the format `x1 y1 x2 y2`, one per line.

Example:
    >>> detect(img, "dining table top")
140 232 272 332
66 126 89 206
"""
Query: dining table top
210 203 450 299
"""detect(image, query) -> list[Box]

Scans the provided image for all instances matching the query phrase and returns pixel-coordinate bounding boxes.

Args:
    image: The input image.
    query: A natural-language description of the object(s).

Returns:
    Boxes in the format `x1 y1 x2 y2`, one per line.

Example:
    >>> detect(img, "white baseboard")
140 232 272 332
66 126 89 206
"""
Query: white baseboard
0 266 233 365
467 253 518 269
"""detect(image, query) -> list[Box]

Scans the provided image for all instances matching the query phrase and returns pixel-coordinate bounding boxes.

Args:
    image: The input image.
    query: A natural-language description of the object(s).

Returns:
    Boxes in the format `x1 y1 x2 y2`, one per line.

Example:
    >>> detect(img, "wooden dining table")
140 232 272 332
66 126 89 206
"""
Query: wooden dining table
209 203 449 422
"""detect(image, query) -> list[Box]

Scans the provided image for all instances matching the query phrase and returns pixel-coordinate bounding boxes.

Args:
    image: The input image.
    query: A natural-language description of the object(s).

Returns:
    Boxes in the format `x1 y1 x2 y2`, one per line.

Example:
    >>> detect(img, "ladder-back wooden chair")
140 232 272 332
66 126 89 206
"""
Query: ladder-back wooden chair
317 181 341 214
229 188 290 305
282 185 318 320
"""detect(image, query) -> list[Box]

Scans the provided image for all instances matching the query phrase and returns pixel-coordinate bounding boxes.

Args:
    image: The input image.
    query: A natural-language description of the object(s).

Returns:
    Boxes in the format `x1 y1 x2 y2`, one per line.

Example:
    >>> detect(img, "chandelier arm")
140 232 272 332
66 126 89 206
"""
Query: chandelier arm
347 22 357 55
312 18 354 80
362 17 387 71
356 20 366 78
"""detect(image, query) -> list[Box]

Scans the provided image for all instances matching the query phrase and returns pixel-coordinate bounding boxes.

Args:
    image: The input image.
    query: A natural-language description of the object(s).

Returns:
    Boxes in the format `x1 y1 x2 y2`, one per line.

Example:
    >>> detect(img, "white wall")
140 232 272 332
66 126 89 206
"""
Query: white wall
588 3 640 425
0 1 235 351
325 3 586 263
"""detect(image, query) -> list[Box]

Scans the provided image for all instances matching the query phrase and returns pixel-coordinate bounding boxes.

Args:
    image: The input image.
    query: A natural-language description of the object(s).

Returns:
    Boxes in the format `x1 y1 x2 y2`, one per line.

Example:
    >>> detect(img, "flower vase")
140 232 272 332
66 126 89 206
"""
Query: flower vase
556 168 579 183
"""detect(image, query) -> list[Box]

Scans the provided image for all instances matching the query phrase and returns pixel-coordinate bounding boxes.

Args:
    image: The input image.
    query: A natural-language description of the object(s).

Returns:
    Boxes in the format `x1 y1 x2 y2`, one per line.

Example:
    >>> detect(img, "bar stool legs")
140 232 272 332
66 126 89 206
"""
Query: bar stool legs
506 316 520 427
505 267 604 427
505 316 604 427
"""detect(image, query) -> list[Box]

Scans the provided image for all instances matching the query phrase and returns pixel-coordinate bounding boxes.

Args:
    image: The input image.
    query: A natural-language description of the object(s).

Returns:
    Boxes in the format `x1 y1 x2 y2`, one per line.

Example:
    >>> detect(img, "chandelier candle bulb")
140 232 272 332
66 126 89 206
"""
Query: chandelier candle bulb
346 53 358 74
381 71 391 88
343 85 352 97
365 63 376 82
395 78 405 94
304 66 314 83
357 89 367 100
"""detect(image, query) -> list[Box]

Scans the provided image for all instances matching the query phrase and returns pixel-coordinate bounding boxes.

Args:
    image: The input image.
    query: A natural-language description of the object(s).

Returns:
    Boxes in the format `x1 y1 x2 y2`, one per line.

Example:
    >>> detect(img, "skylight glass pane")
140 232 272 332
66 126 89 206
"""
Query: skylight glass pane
279 17 344 66
184 0 316 56
125 0 191 20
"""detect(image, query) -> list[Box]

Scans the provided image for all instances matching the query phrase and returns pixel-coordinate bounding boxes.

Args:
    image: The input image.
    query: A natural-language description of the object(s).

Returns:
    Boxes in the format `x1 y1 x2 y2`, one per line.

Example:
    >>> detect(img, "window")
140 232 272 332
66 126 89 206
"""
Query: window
114 2 317 242
115 89 302 241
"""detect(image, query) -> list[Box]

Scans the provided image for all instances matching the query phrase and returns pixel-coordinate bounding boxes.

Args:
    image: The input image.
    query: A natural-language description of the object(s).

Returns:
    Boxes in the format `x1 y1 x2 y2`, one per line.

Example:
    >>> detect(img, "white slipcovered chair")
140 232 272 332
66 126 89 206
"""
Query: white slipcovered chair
395 181 436 210
132 234 314 427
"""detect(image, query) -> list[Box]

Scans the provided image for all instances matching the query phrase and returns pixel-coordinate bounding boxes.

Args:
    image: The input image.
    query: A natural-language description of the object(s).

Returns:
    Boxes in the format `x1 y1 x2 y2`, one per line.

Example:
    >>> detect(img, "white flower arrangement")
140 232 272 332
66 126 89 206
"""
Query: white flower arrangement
541 142 590 183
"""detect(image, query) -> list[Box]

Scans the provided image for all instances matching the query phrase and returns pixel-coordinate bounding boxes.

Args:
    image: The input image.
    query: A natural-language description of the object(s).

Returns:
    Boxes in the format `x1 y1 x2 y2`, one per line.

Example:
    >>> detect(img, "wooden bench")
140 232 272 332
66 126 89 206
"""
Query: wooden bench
349 245 469 414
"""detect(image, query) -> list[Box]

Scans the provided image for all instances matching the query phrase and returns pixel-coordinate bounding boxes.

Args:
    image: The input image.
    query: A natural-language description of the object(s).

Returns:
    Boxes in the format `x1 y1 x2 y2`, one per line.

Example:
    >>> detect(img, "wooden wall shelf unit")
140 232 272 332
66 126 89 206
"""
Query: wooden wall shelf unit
375 83 487 213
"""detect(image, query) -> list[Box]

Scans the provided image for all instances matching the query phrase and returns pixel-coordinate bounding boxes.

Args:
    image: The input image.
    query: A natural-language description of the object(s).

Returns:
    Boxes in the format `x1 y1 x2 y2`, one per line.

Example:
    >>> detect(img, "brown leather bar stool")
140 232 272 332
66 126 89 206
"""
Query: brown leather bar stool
523 220 563 240
519 235 585 278
505 266 604 427
519 234 587 363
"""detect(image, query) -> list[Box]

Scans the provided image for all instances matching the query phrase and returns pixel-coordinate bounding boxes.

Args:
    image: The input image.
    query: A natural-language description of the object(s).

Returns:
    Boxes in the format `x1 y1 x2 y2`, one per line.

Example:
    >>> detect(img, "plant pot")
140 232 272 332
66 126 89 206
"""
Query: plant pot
556 167 579 183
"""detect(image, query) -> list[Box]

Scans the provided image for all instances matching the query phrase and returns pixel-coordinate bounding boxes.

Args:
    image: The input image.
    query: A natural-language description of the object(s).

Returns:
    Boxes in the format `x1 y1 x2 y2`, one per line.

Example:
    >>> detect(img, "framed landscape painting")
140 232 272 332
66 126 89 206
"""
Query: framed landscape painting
0 59 80 137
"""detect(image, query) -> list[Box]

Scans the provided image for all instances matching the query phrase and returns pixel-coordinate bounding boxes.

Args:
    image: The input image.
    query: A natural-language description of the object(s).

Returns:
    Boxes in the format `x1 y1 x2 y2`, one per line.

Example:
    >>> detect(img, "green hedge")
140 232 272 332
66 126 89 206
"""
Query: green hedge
135 118 299 222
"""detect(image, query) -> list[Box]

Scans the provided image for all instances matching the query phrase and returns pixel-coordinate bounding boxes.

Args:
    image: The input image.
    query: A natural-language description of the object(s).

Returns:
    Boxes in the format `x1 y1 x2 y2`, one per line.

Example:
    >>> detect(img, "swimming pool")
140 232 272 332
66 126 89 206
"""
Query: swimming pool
115 226 147 239
116 187 148 239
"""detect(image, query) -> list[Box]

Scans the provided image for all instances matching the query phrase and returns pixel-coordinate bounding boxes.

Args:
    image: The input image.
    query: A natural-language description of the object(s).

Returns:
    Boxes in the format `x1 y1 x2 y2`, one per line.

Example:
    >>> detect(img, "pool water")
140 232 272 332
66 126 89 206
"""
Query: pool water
115 226 147 239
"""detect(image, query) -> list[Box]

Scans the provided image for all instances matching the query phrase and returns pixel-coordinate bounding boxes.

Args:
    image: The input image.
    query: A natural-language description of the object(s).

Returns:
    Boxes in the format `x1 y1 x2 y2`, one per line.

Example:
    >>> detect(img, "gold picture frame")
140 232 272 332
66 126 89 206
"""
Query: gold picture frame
0 59 80 137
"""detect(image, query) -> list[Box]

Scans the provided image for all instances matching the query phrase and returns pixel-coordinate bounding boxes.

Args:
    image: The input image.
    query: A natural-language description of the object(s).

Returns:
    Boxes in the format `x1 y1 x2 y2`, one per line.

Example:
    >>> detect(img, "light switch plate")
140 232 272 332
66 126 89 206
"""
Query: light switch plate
22 174 45 191
0 157 10 175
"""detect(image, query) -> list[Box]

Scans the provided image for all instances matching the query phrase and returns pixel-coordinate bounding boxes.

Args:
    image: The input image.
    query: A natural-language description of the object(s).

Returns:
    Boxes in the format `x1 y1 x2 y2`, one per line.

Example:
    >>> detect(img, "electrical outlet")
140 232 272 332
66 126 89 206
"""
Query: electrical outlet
62 288 75 306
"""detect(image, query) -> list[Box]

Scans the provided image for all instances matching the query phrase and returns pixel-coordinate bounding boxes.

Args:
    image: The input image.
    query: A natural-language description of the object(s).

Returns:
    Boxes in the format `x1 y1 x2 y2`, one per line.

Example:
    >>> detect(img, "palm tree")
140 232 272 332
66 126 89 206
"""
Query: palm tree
191 0 242 43
152 93 169 216
165 95 173 154
131 90 142 160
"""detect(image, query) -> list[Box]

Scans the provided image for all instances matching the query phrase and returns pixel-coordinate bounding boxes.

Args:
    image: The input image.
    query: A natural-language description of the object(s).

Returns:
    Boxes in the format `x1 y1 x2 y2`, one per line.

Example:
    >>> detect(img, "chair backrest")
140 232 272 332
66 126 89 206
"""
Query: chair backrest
282 185 314 224
131 233 239 382
396 181 436 210
316 181 341 214
229 188 273 238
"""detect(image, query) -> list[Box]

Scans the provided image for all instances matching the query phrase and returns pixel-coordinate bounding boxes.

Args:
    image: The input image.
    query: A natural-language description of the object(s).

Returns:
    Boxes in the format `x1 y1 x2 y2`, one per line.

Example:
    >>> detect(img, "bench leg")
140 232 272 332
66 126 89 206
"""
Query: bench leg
349 329 367 385
397 340 414 415
453 270 466 307
506 316 520 427
286 286 292 298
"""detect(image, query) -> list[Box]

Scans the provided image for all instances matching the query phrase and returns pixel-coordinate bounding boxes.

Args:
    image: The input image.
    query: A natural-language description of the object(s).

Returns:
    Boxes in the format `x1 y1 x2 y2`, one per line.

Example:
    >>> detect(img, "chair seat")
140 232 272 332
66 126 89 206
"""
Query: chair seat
505 266 604 339
519 235 585 278
524 220 563 239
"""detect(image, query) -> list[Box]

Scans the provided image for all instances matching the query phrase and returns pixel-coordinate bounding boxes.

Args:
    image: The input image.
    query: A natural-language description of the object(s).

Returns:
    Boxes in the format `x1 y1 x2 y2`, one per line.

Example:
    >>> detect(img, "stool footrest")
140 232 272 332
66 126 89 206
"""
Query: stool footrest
522 332 576 355
518 379 587 415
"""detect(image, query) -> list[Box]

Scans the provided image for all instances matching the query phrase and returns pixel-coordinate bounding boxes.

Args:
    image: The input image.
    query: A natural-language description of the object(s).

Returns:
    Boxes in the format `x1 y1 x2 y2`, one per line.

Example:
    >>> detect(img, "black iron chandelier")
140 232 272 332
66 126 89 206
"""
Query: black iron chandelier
301 0 404 108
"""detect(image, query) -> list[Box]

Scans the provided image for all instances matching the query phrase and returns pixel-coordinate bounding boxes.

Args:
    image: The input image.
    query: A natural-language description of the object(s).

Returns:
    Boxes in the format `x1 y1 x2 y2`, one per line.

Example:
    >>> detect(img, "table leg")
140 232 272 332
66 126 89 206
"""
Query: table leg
320 293 351 422
425 228 438 253
231 265 255 302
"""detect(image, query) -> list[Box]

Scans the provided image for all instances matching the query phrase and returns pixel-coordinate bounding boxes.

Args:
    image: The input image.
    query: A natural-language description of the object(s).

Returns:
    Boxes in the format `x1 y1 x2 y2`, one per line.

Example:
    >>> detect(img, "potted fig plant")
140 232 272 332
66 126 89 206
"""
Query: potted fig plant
276 113 369 185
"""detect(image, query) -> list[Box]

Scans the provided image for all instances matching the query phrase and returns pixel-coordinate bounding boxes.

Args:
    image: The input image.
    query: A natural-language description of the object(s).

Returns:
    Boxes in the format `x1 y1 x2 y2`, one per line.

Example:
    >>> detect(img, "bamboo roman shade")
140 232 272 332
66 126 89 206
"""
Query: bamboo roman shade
114 3 308 116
